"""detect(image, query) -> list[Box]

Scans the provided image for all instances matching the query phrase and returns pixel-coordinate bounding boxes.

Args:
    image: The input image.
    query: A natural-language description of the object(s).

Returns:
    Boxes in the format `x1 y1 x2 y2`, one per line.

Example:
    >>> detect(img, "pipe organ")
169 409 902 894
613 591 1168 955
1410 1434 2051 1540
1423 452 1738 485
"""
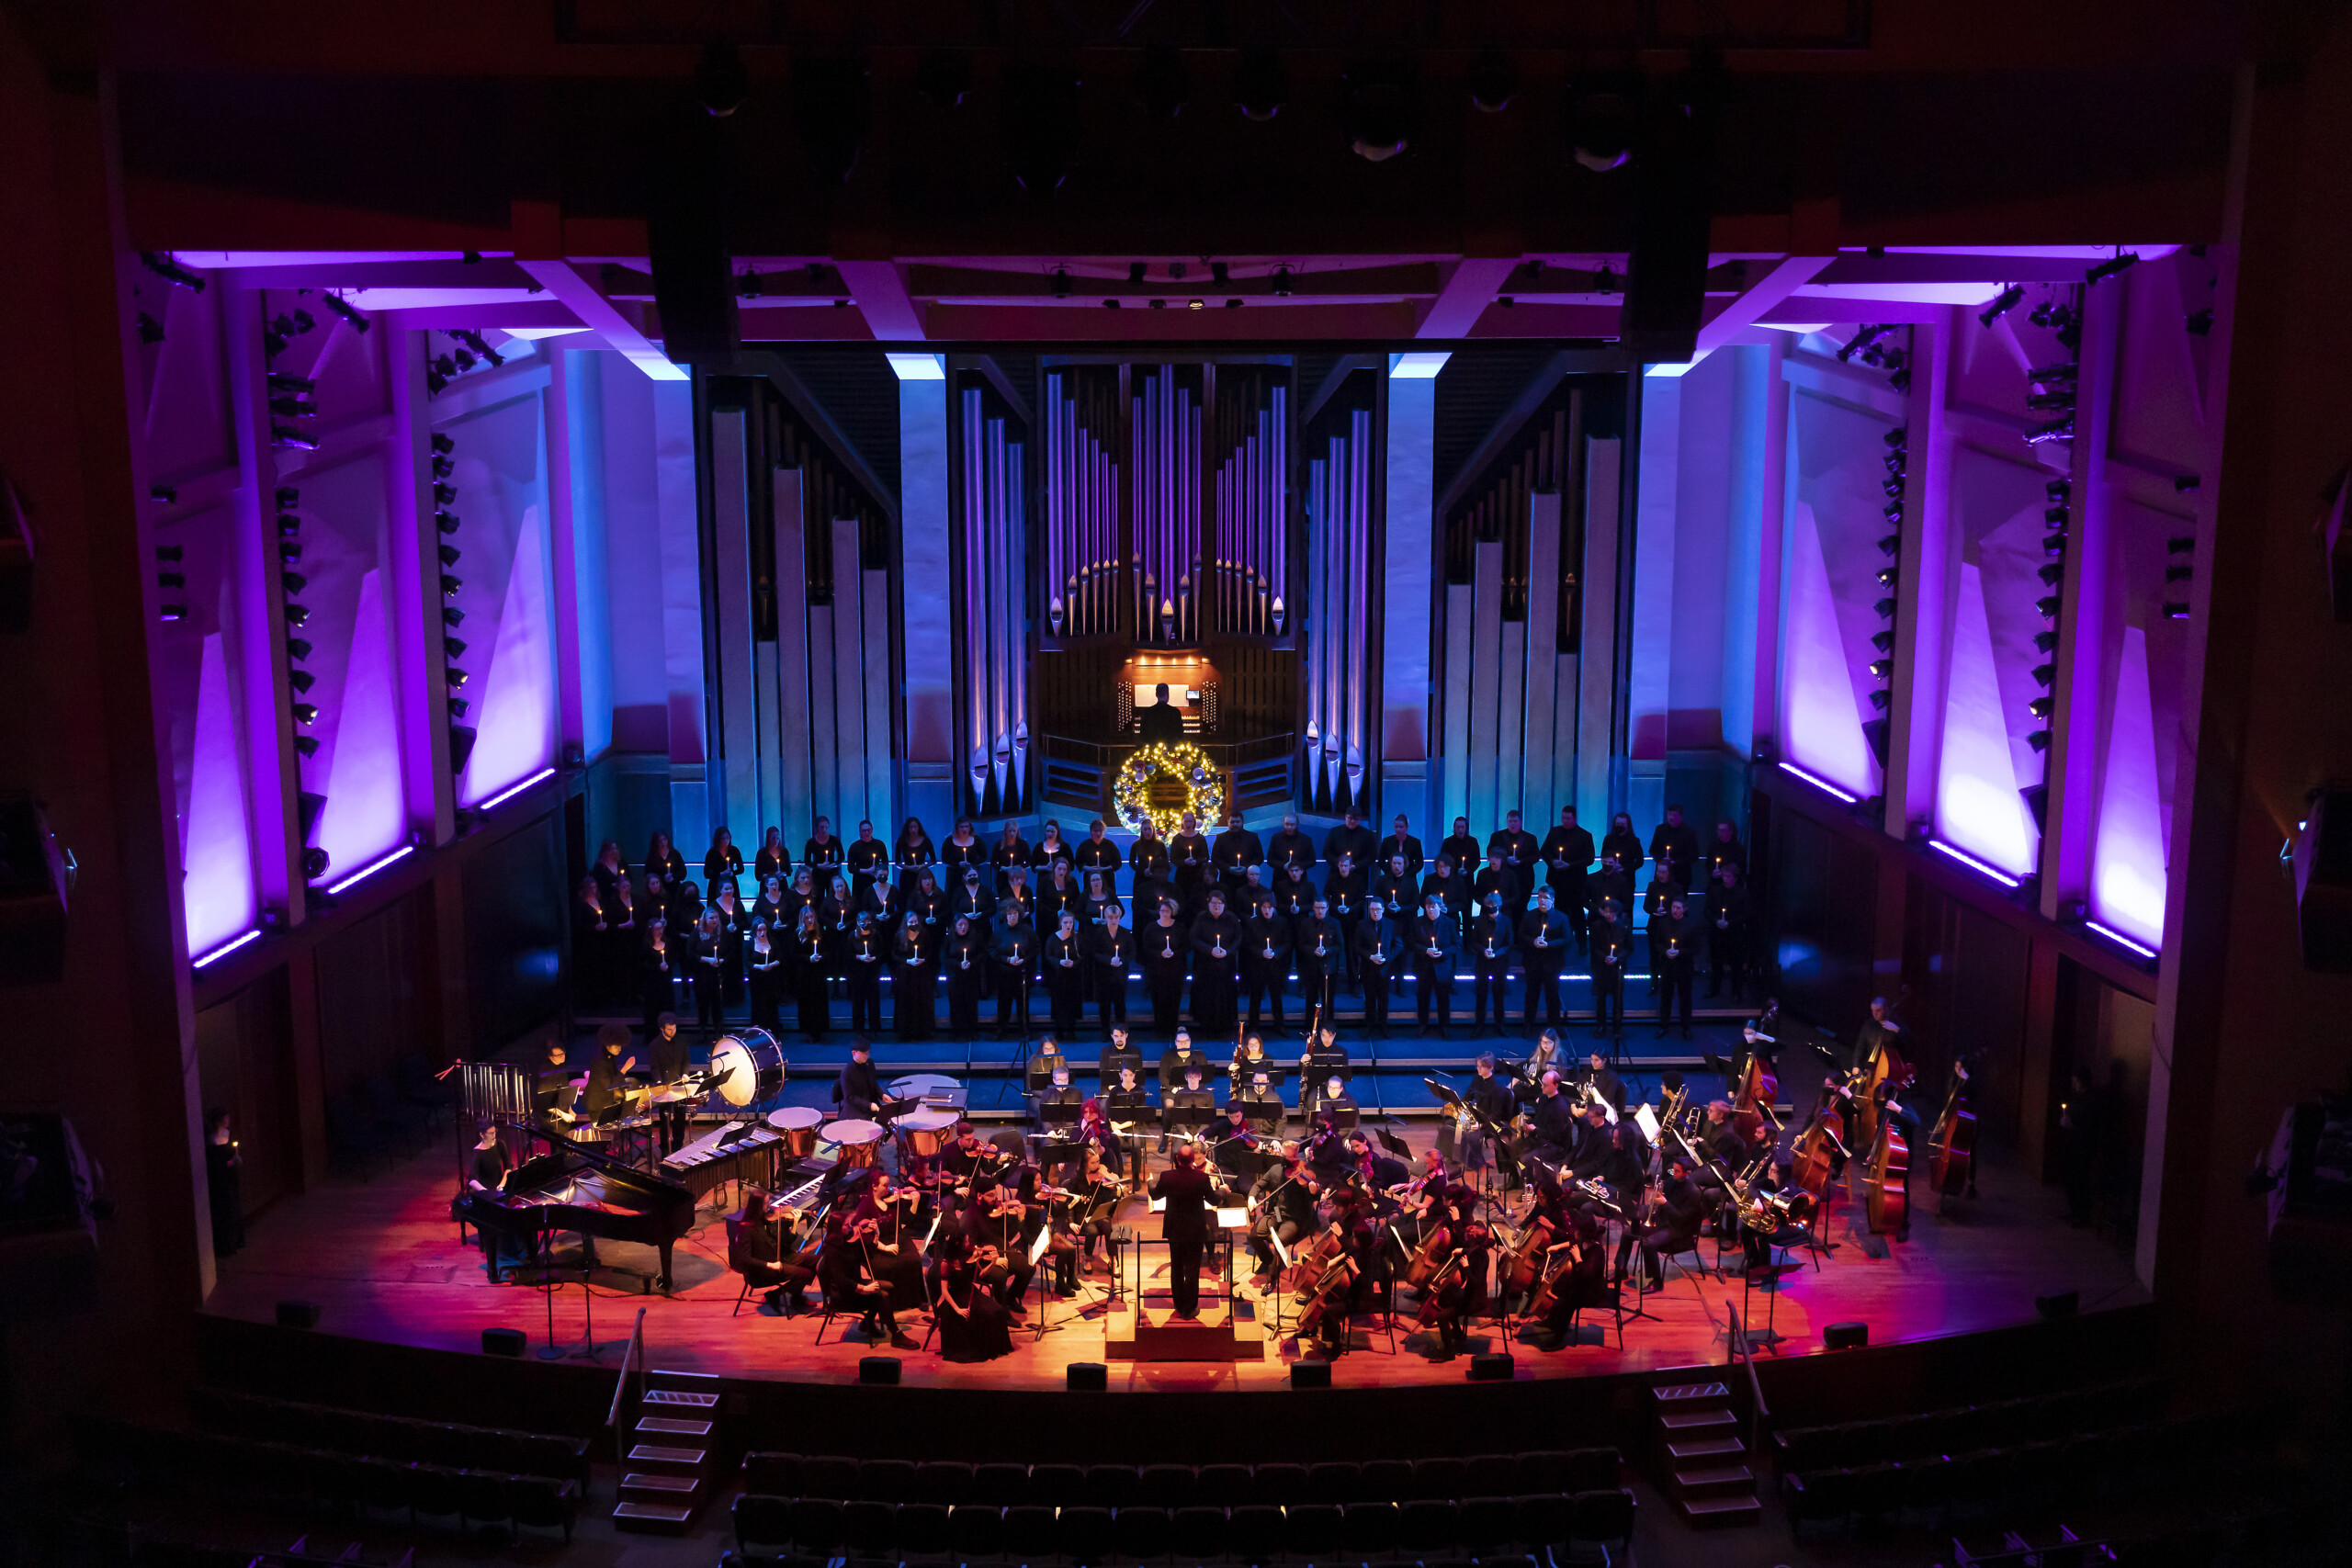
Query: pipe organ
957 383 1031 815
1301 406 1376 814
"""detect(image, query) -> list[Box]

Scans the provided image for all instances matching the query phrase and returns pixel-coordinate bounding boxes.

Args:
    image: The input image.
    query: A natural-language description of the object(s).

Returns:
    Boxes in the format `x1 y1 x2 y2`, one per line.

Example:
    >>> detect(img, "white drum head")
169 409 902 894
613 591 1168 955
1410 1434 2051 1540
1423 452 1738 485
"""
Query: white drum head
825 1117 886 1146
767 1106 822 1131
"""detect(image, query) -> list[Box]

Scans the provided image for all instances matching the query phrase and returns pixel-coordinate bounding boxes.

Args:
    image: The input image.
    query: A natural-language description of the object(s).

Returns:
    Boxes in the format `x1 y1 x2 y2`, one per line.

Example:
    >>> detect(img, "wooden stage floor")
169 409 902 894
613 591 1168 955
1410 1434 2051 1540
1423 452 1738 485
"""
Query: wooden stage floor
203 1131 2147 1394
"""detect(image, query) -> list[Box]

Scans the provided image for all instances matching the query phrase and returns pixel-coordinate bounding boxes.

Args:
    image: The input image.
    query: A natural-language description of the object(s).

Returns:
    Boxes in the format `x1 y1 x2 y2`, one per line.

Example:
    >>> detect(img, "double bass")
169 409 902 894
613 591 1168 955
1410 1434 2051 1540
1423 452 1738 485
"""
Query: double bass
1732 1051 1779 1144
1863 1090 1910 1235
1850 989 1914 1160
1927 1060 1978 1199
1787 1069 1863 1198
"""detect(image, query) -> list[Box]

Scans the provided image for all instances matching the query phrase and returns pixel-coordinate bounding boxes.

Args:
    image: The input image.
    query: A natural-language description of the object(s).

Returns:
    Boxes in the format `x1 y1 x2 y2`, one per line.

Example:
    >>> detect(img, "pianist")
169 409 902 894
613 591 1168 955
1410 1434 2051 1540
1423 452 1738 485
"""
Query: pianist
466 1122 529 1282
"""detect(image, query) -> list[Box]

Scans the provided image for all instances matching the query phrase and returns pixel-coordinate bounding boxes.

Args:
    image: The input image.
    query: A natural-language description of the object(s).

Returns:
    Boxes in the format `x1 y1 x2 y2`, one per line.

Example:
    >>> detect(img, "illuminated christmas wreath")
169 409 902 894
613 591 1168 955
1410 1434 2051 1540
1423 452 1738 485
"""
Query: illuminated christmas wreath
1112 741 1226 840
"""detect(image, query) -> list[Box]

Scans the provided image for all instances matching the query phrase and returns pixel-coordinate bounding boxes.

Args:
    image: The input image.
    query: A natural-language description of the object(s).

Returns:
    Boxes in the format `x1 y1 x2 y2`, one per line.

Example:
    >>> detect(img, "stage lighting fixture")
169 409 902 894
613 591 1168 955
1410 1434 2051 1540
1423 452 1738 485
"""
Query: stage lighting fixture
294 735 319 758
2167 536 2195 553
155 545 182 562
1874 597 1896 618
1272 266 1294 297
2044 505 2070 526
1128 262 1148 285
2027 390 2075 412
1888 365 1912 391
1565 86 1635 173
138 251 206 292
445 637 466 660
1211 261 1229 289
1101 299 1120 309
2085 251 2139 286
1188 299 1204 310
137 311 164 344
302 846 331 882
432 453 454 479
2026 417 2075 446
2045 533 2069 558
267 396 316 419
2028 729 2052 752
151 485 178 503
438 545 461 567
442 607 463 626
2046 478 2070 502
1836 322 1894 364
2029 696 2053 720
1869 688 1892 712
1882 479 1905 500
451 349 476 373
159 604 187 623
284 604 310 626
1591 262 1617 295
288 670 313 694
2037 595 2061 619
268 372 316 393
272 424 319 451
1001 66 1083 192
736 268 765 299
1225 298 1242 310
435 483 458 506
2163 602 2190 619
1868 658 1894 680
1878 535 1901 557
155 571 184 590
1343 65 1415 162
2185 307 2214 335
280 571 306 595
321 293 370 333
2174 474 2201 492
2034 630 2058 653
2028 362 2077 384
441 575 462 597
2032 662 2054 687
1050 268 1071 299
292 703 319 727
1135 46 1189 119
1871 629 1895 653
2039 562 2064 586
1977 283 2024 328
1149 299 1167 309
452 328 504 369
436 511 460 535
1468 56 1518 114
791 57 872 183
1883 452 1905 476
448 698 469 719
431 434 454 455
287 638 311 661
1233 49 1285 121
446 668 469 687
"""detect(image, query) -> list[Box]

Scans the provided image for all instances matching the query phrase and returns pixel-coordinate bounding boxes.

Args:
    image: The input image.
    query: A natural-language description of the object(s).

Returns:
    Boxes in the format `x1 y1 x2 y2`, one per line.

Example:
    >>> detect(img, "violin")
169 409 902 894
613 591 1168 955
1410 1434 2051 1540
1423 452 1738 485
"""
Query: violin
1927 1060 1978 1199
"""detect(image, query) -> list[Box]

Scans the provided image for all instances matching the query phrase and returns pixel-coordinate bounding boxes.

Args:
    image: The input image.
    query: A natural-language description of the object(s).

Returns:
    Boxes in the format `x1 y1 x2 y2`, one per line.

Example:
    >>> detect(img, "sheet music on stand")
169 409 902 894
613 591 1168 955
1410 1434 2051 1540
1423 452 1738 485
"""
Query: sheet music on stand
1634 1103 1661 1143
1026 1223 1054 1268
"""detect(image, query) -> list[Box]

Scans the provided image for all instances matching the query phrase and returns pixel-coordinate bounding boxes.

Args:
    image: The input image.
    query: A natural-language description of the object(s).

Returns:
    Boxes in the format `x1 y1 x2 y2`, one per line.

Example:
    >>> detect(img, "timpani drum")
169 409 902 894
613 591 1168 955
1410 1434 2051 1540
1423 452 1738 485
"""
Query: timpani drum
763 1105 823 1160
824 1117 886 1169
707 1028 787 1108
896 1107 960 1159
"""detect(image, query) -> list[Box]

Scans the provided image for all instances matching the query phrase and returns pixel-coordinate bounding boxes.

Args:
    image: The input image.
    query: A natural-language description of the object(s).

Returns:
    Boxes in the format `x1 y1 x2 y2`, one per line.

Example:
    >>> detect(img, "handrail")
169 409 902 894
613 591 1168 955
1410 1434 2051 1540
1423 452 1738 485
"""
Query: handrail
1724 1301 1770 1456
608 1307 647 1462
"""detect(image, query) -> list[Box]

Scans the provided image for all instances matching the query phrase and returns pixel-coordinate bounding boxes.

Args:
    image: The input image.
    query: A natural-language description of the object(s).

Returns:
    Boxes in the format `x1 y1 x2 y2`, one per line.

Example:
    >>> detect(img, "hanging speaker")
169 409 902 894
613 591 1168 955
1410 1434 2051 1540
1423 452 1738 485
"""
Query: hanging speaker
647 111 740 363
1621 80 1714 365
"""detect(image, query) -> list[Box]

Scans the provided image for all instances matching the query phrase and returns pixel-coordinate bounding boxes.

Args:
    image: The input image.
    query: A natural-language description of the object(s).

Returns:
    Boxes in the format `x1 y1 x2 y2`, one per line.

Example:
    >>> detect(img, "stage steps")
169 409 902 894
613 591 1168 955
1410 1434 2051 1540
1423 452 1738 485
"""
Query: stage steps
613 1369 724 1535
1650 1381 1761 1529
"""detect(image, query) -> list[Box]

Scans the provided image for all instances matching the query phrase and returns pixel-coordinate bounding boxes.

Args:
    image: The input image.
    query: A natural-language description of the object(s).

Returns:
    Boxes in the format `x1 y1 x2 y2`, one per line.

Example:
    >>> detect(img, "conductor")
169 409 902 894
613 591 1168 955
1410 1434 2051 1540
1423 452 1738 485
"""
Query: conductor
1149 1141 1226 1319
1136 682 1185 744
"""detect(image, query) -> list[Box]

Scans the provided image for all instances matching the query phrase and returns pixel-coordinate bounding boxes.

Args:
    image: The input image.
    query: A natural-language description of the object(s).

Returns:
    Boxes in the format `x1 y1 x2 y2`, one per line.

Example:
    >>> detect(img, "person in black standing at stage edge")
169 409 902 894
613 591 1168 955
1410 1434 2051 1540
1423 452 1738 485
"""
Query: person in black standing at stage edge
1294 893 1339 1025
1650 804 1701 894
989 820 1030 894
943 912 986 1035
1084 898 1134 1035
573 874 611 1010
1242 888 1292 1032
1043 909 1087 1038
1128 818 1172 917
1469 891 1513 1036
1542 806 1597 953
1655 896 1697 1039
991 899 1038 1037
803 816 844 886
1267 813 1316 882
645 829 689 891
1378 813 1425 880
640 918 677 1036
1324 848 1367 992
1589 900 1629 1039
844 911 885 1035
1214 809 1263 908
1706 862 1753 1001
789 908 830 1041
753 826 790 886
704 826 745 903
1142 894 1189 1036
1074 817 1123 897
747 919 783 1031
205 1107 244 1257
1189 888 1241 1035
1520 883 1571 1032
1170 809 1210 919
1410 892 1457 1038
1150 1141 1228 1319
894 909 936 1041
1355 896 1401 1038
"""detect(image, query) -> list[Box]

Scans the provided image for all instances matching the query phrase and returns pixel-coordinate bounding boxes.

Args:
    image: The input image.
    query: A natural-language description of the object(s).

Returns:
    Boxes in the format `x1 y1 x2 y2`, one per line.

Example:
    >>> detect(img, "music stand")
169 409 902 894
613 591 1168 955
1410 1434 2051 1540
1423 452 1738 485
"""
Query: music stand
1373 1125 1414 1165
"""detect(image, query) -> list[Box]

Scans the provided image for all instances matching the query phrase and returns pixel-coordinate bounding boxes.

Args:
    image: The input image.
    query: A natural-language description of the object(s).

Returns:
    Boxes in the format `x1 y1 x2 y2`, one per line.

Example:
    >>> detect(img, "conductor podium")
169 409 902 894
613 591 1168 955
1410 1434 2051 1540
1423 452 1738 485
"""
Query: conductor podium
1102 1231 1268 1362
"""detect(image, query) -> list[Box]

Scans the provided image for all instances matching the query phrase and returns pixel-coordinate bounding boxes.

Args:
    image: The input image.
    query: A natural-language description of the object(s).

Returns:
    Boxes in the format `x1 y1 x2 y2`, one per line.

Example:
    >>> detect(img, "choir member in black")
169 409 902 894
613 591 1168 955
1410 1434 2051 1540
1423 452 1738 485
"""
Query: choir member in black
712 883 751 1010
606 879 638 996
1410 893 1458 1037
1246 1142 1317 1281
752 873 790 933
1151 1142 1229 1318
1213 810 1263 907
789 908 830 1040
1633 1155 1707 1292
467 1121 526 1280
906 868 946 940
205 1107 244 1258
1353 897 1401 1037
1419 852 1469 943
1374 853 1419 981
1042 910 1087 1037
1267 813 1316 880
990 901 1037 1036
989 820 1031 894
1653 895 1696 1038
753 826 790 886
891 910 935 1041
1083 900 1134 1034
704 826 744 902
1639 860 1677 995
940 818 986 886
1072 817 1122 896
736 1188 817 1314
1274 861 1316 924
841 819 884 903
834 1040 887 1122
644 829 689 889
1428 814 1470 874
574 875 612 1009
1475 846 1527 931
822 1208 916 1347
800 816 842 882
782 866 817 926
997 864 1036 931
943 913 986 1035
1541 806 1597 953
1031 819 1074 886
1293 895 1339 1022
1647 804 1699 893
1591 851 1636 931
1080 869 1116 931
1600 812 1644 881
1319 806 1374 880
1469 893 1514 1034
1516 884 1569 1031
1324 851 1367 990
1589 901 1630 1037
950 864 994 931
592 838 629 903
1038 859 1081 933
1170 810 1210 918
1706 863 1753 1000
1378 813 1424 879
640 919 679 1035
1490 807 1540 892
746 919 784 1031
666 875 704 937
1128 819 1172 908
892 816 935 901
1233 863 1274 928
821 874 857 976
837 911 880 1033
1188 889 1240 1034
1241 889 1292 1032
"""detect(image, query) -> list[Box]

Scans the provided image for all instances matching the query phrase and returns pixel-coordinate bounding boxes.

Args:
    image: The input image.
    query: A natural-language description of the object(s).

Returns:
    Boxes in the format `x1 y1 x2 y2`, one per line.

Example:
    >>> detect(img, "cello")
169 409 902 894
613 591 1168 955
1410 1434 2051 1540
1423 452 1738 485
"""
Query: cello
1787 1071 1861 1198
1731 1049 1780 1144
1863 1089 1910 1235
1927 1060 1978 1199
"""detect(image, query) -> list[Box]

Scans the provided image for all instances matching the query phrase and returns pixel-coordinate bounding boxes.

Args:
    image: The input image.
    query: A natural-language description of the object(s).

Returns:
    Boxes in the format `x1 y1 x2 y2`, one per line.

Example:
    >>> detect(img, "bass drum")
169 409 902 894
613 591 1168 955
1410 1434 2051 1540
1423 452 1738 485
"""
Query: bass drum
707 1029 788 1108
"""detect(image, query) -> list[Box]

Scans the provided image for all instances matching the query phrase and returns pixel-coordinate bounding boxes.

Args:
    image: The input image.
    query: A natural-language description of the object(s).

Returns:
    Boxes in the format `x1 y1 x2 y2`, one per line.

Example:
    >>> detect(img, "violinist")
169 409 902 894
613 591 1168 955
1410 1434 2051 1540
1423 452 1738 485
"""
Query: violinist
1009 1160 1083 1297
1246 1141 1317 1283
737 1188 818 1315
945 1122 1015 1203
819 1209 915 1348
965 1173 1040 1311
849 1170 929 1303
1068 1142 1128 1276
933 1218 1016 1364
1389 1145 1453 1249
1345 1130 1409 1194
1211 1100 1260 1173
1074 1094 1123 1170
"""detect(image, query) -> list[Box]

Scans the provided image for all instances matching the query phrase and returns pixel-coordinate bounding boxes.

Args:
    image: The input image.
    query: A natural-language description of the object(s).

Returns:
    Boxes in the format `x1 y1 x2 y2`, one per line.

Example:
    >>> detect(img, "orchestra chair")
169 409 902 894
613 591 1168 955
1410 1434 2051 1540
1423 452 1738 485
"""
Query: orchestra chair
724 1210 760 1316
1655 1230 1716 1289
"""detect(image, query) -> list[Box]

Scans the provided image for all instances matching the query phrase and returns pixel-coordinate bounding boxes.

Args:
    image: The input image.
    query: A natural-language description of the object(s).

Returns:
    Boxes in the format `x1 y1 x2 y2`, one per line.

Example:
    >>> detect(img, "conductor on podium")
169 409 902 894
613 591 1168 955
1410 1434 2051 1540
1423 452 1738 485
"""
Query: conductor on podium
1149 1141 1226 1320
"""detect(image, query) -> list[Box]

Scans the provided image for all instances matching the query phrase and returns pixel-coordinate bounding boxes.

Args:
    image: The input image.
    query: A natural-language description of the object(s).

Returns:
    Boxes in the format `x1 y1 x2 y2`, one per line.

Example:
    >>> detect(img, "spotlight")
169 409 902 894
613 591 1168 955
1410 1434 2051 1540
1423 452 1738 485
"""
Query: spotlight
1869 688 1892 711
436 511 460 536
2028 729 2052 752
1128 262 1148 285
434 483 458 505
280 571 306 595
1102 299 1120 310
451 328 504 369
1210 261 1229 289
1564 85 1636 173
321 292 371 333
287 638 312 661
2163 601 2191 619
441 574 462 597
2032 662 2054 686
431 434 455 455
2044 505 2070 525
445 637 467 659
268 396 316 419
2046 478 2070 502
138 251 207 292
2029 696 2053 719
155 571 184 590
443 607 463 626
914 49 971 108
1874 597 1896 618
737 268 765 299
1272 266 1294 297
2039 562 2064 586
1001 66 1083 192
1871 629 1895 653
1188 299 1204 310
285 604 310 626
1134 46 1188 119
292 703 319 726
448 698 469 719
2037 594 2061 619
288 669 314 694
302 847 331 882
433 453 454 479
1977 284 2024 328
1591 262 1618 295
1882 479 1905 499
2173 474 2200 492
1869 658 1894 680
2028 362 2077 384
1149 299 1167 310
1468 55 1518 114
2033 630 2058 653
2044 533 2069 557
294 735 319 758
2085 252 2139 286
1877 535 1901 557
2166 536 2195 554
425 368 447 395
2026 416 2075 446
268 373 316 393
446 668 469 687
272 424 320 451
2185 308 2214 335
438 544 462 567
1233 49 1285 121
159 604 187 623
155 545 183 561
451 349 475 373
151 485 178 503
2027 390 2075 412
1883 453 1906 476
1342 64 1415 162
1225 297 1242 310
1876 566 1898 586
137 311 164 344
1837 323 1894 364
1050 268 1071 299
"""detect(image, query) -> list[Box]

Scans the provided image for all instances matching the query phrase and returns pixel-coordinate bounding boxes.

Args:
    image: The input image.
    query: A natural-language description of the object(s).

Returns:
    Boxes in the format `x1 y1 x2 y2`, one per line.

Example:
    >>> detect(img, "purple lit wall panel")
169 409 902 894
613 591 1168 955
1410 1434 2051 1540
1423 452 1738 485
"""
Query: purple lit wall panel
1781 502 1877 797
153 503 256 953
1937 562 2037 874
437 393 557 807
1781 390 1892 797
1937 446 2054 874
138 281 234 484
259 288 391 427
594 357 671 751
2109 255 2213 473
290 452 408 874
2092 626 2166 947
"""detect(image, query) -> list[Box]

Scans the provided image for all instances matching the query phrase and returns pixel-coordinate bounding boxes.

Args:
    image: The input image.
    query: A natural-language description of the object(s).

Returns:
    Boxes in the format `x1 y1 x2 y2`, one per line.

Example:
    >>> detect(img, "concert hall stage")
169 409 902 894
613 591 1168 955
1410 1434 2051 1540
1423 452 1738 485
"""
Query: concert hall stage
200 1122 2145 1398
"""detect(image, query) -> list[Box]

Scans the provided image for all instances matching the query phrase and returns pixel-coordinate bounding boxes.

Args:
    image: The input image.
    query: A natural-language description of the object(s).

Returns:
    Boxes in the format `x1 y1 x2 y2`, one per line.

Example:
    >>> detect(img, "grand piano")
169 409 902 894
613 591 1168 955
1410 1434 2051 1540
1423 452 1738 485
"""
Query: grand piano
460 1122 697 1292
